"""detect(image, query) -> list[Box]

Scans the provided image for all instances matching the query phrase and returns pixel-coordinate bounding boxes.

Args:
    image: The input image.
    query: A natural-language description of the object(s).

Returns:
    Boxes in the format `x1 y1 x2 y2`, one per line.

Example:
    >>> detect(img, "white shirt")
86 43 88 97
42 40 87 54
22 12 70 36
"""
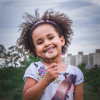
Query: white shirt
24 61 84 100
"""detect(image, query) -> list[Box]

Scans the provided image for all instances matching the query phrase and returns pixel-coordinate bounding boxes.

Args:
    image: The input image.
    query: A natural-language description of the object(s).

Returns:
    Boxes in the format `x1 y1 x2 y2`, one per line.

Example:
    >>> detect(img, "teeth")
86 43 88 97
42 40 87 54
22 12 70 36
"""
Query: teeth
48 48 53 52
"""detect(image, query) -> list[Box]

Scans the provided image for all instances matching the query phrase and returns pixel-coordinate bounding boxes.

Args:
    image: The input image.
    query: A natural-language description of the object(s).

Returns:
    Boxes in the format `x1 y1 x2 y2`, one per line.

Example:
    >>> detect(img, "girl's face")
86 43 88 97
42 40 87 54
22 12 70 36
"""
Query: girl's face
32 24 65 60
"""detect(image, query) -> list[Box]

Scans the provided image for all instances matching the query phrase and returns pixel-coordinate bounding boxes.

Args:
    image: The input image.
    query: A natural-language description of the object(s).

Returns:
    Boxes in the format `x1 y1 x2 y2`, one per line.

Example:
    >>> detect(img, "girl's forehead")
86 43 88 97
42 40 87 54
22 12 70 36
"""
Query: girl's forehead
33 24 56 32
32 24 59 37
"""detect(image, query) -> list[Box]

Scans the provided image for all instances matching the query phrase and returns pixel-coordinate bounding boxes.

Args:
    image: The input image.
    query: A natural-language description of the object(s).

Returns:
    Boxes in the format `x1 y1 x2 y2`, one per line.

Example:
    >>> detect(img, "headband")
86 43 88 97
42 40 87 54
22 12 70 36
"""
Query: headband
31 20 61 31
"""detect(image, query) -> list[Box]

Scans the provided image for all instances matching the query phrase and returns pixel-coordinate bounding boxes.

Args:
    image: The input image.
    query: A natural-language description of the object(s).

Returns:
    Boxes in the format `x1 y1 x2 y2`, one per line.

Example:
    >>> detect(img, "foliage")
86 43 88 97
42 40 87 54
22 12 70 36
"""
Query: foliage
78 63 100 100
13 93 22 100
77 62 86 74
0 66 25 99
0 44 28 68
84 65 100 92
0 44 41 99
0 45 6 58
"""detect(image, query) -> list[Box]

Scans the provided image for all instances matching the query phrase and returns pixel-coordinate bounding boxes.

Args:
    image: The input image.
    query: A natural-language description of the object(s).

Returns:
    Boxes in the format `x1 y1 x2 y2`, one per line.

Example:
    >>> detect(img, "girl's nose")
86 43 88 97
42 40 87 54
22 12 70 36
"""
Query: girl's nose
44 39 51 47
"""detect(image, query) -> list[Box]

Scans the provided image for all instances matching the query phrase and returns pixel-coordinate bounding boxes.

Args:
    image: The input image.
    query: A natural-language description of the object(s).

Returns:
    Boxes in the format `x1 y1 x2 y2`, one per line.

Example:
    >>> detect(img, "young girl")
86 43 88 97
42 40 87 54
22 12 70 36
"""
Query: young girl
17 9 84 100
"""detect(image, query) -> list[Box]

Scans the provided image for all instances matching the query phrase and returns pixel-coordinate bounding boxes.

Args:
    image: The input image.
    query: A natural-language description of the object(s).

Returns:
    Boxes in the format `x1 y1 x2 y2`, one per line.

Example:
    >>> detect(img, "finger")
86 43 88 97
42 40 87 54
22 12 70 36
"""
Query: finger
49 63 57 69
52 67 58 71
54 73 59 78
47 66 58 73
46 68 58 74
52 70 59 76
55 71 59 75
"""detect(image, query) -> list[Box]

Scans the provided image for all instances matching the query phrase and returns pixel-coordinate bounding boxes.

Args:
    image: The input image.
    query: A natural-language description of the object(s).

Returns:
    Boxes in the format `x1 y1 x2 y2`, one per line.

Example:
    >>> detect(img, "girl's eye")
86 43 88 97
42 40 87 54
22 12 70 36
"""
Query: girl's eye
37 42 43 45
49 37 54 40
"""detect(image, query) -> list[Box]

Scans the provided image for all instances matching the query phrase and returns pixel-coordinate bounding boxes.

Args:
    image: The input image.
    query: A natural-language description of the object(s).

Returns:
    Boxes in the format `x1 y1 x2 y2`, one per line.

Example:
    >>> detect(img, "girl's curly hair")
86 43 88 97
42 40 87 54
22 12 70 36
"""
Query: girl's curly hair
16 9 73 58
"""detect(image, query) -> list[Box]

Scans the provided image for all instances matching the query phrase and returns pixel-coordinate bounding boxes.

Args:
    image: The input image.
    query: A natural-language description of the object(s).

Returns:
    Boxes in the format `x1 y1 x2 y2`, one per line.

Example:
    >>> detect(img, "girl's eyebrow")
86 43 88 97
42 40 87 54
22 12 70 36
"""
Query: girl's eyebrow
47 33 53 36
35 38 42 43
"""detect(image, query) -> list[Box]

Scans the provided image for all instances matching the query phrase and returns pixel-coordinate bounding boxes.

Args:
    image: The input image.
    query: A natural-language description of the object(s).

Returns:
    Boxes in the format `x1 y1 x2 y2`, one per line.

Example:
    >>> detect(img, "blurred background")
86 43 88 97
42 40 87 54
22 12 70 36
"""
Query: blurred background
0 0 100 100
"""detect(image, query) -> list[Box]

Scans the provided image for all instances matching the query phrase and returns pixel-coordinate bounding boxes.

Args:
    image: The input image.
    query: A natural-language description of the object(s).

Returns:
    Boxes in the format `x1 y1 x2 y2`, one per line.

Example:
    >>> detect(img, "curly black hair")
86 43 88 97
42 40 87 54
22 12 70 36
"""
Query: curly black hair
16 9 73 58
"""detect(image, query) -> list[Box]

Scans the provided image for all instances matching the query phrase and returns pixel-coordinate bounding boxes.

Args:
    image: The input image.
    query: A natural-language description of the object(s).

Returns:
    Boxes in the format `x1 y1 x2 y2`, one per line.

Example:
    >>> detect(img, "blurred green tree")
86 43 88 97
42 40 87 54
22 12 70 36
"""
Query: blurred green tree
84 65 100 99
0 67 16 98
77 62 86 74
78 63 100 100
0 45 6 58
0 44 40 99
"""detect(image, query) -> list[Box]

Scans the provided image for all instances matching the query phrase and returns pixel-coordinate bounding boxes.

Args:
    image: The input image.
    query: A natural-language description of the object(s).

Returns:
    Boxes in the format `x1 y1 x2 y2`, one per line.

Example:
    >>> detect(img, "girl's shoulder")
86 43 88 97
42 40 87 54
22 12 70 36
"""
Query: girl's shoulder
67 64 84 85
27 61 43 69
67 64 83 75
25 61 46 75
23 61 43 82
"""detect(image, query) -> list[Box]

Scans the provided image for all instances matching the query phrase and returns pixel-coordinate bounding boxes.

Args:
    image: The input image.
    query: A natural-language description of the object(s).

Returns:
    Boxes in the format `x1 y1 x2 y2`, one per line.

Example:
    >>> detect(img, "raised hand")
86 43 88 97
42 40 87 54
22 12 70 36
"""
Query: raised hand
43 63 59 84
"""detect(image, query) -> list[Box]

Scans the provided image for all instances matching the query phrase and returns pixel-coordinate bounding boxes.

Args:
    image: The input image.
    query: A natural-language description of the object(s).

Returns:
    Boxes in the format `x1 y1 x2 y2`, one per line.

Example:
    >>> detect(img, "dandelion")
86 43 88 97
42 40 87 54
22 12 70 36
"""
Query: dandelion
46 52 52 63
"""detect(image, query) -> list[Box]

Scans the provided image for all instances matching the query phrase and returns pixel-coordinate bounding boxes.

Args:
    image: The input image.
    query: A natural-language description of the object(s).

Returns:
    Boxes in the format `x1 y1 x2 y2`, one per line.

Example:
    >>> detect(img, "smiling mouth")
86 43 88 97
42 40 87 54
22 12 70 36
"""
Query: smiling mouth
44 46 56 53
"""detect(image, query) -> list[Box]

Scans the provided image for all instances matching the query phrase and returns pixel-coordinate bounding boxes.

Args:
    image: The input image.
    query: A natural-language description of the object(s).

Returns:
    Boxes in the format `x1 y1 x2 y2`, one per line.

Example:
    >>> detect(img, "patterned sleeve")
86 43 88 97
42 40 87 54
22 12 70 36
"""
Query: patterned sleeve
75 67 84 85
23 63 38 82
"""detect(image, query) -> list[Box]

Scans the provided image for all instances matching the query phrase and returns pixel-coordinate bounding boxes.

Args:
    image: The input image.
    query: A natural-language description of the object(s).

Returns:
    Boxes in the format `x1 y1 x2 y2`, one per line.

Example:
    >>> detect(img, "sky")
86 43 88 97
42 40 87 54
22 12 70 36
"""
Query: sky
0 0 100 55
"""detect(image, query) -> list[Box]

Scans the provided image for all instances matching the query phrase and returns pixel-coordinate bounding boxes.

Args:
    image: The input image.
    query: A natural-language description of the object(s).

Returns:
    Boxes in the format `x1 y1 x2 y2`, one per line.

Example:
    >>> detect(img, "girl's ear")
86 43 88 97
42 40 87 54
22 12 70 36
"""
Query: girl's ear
60 36 65 46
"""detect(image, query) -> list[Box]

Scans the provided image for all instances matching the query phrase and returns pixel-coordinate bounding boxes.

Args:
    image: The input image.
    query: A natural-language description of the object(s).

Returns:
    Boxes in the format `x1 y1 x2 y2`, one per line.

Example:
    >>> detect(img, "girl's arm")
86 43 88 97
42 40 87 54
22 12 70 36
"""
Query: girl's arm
23 63 59 100
74 82 83 100
23 77 49 100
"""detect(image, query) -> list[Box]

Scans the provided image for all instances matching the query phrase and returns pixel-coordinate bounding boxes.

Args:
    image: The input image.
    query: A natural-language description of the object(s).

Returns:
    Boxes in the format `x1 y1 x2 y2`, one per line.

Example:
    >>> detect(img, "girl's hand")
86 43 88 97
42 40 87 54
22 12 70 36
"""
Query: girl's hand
43 63 59 84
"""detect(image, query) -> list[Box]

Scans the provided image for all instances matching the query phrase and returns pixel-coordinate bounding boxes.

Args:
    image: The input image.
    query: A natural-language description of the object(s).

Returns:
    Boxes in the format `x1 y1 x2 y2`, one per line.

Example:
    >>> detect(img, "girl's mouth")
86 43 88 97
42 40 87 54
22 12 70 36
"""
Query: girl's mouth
44 46 56 53
47 47 54 53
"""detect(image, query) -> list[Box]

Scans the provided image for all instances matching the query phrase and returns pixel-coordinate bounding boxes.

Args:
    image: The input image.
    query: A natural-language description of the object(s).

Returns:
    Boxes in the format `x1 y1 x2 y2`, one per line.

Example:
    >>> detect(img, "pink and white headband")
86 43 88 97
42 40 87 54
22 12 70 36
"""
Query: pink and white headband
31 20 61 31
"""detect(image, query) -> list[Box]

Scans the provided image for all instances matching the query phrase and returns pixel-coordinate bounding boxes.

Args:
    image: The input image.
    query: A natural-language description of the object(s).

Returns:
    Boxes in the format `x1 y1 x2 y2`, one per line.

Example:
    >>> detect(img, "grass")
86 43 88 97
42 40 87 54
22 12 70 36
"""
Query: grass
83 82 100 100
0 83 24 100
